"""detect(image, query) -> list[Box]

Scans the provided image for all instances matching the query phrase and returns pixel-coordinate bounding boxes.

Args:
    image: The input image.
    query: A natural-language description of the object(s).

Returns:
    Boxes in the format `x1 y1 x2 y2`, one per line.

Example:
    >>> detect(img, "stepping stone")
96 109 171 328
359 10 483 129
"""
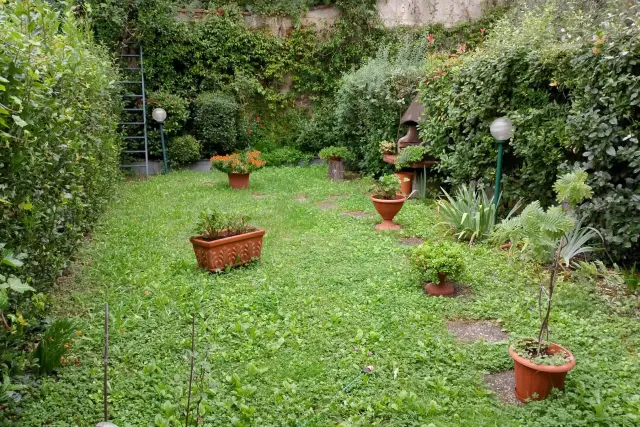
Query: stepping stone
484 371 522 406
399 237 423 246
447 320 508 343
341 211 374 218
295 195 308 202
316 201 337 210
252 193 267 199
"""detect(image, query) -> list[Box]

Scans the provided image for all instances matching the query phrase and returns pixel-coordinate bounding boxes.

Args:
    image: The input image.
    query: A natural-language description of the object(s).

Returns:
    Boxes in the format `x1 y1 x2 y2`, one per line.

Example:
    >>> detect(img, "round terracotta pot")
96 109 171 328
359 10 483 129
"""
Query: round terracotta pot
394 171 414 195
371 195 406 231
509 342 576 402
424 272 455 296
228 173 250 189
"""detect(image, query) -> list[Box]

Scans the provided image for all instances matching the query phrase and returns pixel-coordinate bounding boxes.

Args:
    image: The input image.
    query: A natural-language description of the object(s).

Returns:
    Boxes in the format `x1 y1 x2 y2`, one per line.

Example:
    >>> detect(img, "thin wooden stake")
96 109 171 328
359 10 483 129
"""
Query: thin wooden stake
103 302 109 422
185 314 196 427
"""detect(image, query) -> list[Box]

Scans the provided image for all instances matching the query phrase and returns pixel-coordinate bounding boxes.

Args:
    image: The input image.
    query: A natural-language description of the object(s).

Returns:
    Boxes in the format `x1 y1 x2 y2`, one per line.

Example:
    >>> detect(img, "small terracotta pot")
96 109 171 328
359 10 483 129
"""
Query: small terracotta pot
190 229 265 272
509 342 576 402
228 173 250 189
394 171 414 195
371 195 406 231
424 272 455 296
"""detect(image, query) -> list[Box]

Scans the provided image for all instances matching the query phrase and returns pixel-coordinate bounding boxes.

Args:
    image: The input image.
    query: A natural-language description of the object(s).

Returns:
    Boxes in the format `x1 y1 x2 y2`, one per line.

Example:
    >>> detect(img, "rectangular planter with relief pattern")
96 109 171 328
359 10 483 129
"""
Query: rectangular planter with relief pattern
189 229 265 272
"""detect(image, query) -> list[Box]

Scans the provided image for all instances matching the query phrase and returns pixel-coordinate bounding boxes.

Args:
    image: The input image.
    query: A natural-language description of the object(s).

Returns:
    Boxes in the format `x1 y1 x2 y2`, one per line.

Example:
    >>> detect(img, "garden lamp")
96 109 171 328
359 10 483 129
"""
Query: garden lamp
152 108 168 174
490 117 513 207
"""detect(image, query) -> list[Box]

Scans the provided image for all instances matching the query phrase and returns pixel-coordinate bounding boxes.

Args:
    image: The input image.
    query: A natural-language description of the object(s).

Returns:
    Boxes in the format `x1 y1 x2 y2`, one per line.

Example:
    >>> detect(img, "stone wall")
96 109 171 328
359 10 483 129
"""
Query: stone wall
178 1 496 34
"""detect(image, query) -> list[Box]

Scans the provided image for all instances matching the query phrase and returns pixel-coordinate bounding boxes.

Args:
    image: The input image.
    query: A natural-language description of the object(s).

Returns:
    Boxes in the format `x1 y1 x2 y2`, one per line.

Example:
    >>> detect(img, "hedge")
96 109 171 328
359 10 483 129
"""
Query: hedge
0 0 121 378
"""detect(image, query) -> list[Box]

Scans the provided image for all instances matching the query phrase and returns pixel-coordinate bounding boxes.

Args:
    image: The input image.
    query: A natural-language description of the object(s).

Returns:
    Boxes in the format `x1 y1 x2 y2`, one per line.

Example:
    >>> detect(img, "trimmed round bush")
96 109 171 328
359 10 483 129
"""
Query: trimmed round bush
194 92 240 155
168 135 202 168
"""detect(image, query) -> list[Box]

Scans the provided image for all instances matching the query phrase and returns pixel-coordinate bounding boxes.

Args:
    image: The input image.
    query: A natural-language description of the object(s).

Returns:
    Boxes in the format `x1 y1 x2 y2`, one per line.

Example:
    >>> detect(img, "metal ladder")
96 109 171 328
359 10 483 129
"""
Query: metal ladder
118 46 149 177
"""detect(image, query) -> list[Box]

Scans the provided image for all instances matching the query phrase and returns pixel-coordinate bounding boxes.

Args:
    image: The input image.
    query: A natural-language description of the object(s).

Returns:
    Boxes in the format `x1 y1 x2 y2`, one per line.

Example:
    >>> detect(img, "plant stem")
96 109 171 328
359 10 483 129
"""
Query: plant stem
537 245 562 355
185 314 196 427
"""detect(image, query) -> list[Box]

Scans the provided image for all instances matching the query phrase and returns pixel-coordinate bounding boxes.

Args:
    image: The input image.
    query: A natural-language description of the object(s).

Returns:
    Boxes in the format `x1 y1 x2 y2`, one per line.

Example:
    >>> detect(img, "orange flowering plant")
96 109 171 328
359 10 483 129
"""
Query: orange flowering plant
210 150 266 174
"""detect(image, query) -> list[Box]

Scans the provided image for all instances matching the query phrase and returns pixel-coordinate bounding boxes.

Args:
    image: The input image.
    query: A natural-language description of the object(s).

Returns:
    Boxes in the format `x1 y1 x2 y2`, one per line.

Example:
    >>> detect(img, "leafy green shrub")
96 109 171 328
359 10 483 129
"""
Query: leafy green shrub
261 148 312 167
147 90 190 135
168 135 202 167
411 241 465 283
318 146 350 161
419 3 640 262
195 92 241 155
0 0 120 383
370 174 402 200
395 146 427 170
333 44 426 175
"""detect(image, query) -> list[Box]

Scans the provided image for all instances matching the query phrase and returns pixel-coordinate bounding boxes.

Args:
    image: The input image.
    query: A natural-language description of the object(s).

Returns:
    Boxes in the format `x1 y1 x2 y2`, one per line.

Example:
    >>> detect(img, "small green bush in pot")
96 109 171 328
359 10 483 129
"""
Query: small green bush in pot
411 241 465 295
318 146 350 161
168 135 202 168
371 174 402 200
395 146 427 170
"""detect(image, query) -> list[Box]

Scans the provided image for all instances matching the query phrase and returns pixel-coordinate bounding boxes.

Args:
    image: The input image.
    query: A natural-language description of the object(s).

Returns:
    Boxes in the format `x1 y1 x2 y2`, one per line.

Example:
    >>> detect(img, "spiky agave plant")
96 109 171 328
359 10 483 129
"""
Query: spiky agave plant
437 185 519 243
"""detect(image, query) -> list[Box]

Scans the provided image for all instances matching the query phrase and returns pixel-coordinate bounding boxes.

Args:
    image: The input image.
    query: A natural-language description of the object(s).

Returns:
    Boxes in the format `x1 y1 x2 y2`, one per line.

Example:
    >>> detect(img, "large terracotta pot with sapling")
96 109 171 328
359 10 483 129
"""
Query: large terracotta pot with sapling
410 241 464 296
210 150 266 189
498 169 599 402
370 174 406 231
189 209 265 272
319 146 350 180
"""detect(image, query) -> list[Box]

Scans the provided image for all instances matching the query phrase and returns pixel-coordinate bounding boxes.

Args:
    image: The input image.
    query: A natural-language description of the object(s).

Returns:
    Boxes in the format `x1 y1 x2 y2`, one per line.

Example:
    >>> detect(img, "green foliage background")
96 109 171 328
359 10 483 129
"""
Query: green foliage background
418 2 640 262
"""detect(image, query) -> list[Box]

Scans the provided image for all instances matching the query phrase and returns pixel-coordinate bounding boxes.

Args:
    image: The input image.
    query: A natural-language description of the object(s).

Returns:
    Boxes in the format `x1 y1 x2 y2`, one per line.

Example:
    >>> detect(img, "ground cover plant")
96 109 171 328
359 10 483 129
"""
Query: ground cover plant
6 167 639 426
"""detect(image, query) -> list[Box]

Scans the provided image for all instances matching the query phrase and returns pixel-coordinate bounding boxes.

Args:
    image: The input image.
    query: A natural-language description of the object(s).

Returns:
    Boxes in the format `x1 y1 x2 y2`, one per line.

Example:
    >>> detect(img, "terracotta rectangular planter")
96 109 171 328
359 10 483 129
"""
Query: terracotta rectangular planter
189 229 265 272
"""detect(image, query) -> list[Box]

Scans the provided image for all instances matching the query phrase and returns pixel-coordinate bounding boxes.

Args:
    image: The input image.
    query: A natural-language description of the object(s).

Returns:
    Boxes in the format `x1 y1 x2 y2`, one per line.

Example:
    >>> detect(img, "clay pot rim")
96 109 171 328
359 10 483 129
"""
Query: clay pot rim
190 229 265 248
394 171 415 177
370 195 407 204
508 342 576 373
228 172 250 176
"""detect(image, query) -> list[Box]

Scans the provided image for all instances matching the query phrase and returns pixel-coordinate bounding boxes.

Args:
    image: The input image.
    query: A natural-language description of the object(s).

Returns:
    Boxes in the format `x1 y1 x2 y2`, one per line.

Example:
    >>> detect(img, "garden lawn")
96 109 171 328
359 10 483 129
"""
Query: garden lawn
16 167 640 426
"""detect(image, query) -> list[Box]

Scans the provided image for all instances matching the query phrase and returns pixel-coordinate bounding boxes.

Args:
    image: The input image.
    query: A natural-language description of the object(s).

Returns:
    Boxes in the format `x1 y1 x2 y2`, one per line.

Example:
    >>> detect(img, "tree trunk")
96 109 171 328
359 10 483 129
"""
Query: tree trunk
328 159 344 180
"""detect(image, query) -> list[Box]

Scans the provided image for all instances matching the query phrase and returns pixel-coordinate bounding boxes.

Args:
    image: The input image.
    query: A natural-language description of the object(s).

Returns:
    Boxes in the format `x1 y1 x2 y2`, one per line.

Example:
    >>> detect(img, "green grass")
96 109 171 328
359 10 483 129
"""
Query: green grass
15 167 640 426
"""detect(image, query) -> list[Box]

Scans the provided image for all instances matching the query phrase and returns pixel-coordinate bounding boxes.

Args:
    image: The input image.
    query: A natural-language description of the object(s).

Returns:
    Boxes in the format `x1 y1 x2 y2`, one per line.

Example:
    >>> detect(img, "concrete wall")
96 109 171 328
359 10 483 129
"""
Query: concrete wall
377 0 485 28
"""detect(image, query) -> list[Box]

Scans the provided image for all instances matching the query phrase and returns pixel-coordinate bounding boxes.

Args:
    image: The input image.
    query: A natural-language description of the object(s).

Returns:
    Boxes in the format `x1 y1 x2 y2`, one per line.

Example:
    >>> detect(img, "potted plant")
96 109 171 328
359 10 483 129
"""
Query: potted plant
394 146 426 195
410 241 464 296
189 209 265 272
495 170 599 402
210 150 266 189
370 174 407 231
378 140 396 155
319 146 350 180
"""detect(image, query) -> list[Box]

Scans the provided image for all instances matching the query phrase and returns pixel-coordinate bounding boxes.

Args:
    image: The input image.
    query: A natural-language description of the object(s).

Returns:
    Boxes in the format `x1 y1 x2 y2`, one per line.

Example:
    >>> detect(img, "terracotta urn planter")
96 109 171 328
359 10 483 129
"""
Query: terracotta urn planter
228 173 250 189
424 272 455 296
394 171 414 195
509 342 576 402
190 229 265 272
371 195 406 231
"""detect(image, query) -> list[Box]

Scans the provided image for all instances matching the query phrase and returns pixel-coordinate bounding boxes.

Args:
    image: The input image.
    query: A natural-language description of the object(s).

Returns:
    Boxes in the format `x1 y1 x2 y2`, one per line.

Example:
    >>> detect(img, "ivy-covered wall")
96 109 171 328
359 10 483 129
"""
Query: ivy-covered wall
79 0 504 163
